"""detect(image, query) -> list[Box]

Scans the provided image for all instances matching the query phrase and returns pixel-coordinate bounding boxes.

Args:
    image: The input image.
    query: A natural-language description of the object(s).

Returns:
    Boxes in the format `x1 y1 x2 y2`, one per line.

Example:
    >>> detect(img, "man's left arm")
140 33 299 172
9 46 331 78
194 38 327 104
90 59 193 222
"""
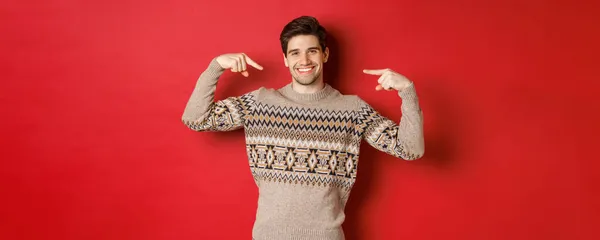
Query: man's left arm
359 68 425 160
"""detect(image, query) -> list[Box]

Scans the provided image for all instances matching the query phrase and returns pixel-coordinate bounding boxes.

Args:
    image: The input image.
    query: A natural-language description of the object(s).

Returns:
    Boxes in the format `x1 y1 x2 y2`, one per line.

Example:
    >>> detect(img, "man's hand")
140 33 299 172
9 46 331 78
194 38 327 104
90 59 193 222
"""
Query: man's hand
363 68 413 92
216 53 263 77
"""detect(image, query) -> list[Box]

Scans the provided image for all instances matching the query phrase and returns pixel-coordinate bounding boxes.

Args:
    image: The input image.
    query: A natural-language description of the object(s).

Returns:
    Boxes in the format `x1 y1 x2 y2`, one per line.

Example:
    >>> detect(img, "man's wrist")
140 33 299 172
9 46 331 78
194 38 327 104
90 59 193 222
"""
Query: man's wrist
395 81 413 92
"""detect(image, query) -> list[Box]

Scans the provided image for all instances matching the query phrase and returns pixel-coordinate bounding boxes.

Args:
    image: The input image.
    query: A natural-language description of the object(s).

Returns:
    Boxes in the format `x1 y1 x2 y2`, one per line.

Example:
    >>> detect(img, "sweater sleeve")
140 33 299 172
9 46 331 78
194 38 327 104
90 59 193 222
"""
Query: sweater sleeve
357 83 425 160
181 58 257 132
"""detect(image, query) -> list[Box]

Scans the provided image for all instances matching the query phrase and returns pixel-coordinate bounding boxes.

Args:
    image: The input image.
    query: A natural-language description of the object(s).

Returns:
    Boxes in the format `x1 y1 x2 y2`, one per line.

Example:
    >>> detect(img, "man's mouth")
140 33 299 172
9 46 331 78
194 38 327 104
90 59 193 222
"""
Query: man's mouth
296 66 315 75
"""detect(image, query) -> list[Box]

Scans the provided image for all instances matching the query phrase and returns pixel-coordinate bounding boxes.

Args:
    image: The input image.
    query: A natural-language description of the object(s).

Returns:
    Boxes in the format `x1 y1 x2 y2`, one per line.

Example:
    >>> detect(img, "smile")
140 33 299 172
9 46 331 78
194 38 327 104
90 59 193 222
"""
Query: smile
296 66 315 74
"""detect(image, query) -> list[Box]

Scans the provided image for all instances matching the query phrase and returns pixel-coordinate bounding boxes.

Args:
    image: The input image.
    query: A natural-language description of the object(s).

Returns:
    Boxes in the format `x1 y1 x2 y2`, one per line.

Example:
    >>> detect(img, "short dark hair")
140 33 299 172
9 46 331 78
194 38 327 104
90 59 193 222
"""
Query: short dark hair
280 16 327 56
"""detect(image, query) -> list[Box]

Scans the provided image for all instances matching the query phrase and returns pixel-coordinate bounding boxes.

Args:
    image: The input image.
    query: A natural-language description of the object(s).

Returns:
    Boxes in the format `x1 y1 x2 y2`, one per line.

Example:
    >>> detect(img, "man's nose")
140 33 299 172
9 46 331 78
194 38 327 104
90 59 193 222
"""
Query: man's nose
299 54 310 65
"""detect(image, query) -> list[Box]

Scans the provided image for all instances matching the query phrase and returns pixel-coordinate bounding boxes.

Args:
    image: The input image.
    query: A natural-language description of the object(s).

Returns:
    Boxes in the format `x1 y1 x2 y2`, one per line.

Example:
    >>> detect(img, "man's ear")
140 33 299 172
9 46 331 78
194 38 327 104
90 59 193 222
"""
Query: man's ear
324 47 330 63
283 53 288 67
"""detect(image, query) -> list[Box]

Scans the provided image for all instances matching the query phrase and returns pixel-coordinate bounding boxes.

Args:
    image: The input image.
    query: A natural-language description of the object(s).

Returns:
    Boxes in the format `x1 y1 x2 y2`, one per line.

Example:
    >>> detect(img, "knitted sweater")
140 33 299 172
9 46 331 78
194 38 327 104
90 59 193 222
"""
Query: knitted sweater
182 58 425 240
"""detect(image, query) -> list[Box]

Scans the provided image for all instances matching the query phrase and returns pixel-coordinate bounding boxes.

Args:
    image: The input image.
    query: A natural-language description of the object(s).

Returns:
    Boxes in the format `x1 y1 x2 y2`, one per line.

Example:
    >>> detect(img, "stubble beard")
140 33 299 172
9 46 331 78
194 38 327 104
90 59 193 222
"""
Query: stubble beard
292 66 321 86
293 74 319 86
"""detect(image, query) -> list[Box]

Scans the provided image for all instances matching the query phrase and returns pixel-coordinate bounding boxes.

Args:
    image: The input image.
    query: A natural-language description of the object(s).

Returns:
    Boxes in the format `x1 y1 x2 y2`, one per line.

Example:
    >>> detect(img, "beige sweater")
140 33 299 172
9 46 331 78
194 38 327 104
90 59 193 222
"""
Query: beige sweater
182 58 425 240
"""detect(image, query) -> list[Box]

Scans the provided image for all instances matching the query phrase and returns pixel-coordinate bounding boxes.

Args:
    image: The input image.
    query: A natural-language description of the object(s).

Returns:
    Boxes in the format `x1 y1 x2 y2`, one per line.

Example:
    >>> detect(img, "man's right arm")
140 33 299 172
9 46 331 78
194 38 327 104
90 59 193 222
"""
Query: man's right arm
181 53 263 132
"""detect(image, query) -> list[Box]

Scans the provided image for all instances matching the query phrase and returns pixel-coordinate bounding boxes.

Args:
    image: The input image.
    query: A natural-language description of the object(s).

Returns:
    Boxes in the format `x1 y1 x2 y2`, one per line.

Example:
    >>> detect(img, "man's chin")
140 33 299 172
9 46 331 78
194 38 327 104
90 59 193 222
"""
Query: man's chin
293 73 322 86
294 78 317 86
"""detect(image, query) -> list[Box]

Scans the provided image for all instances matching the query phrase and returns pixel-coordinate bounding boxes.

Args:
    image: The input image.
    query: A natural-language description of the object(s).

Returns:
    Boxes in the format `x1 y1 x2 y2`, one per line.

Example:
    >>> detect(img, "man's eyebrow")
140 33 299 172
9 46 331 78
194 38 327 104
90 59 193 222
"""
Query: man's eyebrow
288 47 320 54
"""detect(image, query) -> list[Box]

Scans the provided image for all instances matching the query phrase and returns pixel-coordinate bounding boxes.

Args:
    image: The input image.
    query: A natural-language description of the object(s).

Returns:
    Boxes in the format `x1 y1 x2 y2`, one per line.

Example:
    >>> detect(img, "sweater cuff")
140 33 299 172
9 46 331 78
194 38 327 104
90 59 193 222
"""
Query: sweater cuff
203 57 225 79
398 82 420 110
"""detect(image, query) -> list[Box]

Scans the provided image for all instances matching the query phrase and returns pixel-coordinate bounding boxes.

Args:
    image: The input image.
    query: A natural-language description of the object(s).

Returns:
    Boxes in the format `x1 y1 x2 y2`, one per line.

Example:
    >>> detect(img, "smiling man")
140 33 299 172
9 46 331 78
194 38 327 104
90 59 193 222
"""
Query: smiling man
284 33 327 89
182 16 424 240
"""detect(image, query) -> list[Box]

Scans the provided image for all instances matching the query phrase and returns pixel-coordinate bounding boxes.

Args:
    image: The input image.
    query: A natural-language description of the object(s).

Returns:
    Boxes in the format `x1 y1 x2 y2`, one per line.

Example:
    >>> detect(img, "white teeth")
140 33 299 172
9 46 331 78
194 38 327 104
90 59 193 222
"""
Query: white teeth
298 67 313 72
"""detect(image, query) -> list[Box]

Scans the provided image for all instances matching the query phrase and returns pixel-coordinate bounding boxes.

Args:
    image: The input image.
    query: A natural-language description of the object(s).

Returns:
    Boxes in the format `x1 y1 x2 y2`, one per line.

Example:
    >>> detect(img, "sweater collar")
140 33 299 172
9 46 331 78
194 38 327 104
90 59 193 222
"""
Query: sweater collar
279 82 336 103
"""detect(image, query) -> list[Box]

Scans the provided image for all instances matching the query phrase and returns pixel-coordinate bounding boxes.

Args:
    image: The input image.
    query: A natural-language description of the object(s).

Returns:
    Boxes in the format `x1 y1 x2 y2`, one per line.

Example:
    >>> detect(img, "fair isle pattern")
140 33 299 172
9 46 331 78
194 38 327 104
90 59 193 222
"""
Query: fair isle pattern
249 104 358 132
239 101 420 201
246 144 358 188
245 103 362 155
357 104 422 160
243 103 364 199
183 89 419 194
183 93 256 132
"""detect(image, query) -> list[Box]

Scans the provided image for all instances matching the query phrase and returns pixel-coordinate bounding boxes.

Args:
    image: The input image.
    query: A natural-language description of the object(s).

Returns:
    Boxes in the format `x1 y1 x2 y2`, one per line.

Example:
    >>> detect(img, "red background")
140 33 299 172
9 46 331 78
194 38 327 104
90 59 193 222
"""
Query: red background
2 0 599 239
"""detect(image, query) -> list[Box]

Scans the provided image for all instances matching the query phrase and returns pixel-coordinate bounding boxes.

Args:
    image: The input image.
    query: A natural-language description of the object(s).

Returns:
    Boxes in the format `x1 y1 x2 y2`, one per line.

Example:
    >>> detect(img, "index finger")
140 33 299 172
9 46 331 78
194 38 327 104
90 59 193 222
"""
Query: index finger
363 69 387 75
243 54 264 70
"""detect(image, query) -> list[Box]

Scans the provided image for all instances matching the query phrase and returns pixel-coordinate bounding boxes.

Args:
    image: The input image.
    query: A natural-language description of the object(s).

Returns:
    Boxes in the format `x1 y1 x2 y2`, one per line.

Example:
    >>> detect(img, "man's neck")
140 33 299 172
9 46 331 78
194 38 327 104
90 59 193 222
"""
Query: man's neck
291 80 325 94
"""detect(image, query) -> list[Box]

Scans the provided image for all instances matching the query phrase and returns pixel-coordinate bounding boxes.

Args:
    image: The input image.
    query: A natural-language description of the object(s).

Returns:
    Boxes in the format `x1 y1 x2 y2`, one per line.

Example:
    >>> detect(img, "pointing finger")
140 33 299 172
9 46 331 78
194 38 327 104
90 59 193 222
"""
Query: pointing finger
363 69 387 75
243 54 264 70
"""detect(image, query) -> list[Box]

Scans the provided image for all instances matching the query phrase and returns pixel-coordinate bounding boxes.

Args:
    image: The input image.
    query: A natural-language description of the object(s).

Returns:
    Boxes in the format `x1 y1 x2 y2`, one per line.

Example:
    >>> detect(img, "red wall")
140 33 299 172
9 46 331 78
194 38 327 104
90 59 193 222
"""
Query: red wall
2 0 599 239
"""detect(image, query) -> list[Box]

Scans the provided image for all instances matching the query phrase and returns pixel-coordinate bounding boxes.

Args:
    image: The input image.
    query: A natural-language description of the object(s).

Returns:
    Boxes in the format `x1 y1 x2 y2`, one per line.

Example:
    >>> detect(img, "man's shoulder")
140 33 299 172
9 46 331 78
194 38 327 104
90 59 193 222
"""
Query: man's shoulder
252 86 280 96
322 89 369 113
338 92 362 100
243 86 273 95
334 91 369 107
243 85 284 102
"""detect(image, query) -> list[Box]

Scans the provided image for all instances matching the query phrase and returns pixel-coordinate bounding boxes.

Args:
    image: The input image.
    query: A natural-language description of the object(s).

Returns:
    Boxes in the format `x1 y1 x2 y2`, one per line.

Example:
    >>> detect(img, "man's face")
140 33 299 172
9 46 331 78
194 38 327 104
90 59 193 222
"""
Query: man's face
283 35 329 86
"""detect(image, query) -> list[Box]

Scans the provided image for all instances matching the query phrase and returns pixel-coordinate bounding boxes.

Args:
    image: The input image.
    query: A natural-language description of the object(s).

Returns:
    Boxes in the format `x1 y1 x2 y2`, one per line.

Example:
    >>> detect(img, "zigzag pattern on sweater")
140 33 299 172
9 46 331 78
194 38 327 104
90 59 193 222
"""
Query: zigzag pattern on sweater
185 93 257 132
251 168 355 191
246 104 361 134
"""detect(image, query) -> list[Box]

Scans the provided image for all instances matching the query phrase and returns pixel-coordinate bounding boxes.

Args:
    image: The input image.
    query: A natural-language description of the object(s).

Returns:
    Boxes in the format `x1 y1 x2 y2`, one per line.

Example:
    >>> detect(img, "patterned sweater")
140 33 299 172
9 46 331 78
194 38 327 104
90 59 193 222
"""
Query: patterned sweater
182 58 425 240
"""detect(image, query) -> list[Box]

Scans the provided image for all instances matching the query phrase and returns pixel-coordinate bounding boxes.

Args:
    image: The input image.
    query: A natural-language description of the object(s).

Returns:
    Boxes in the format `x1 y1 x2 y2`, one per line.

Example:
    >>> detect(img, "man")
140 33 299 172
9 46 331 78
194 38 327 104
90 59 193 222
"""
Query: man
182 16 424 240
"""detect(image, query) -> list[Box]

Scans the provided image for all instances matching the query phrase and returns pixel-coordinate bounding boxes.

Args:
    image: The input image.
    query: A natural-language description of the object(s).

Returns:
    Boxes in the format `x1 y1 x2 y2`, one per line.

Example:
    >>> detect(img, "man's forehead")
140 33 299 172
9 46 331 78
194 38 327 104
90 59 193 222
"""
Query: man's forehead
289 35 319 44
287 43 322 52
287 35 321 52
